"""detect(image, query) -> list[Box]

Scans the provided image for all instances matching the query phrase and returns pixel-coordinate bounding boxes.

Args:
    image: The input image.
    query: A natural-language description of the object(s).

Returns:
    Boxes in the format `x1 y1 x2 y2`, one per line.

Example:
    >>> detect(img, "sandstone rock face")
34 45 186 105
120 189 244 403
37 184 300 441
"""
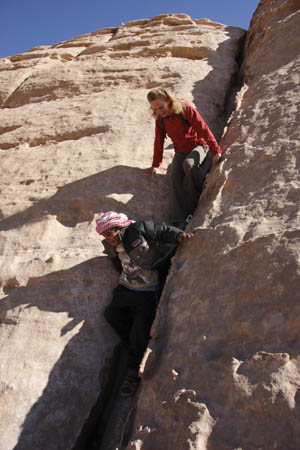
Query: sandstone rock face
0 14 245 450
128 1 300 449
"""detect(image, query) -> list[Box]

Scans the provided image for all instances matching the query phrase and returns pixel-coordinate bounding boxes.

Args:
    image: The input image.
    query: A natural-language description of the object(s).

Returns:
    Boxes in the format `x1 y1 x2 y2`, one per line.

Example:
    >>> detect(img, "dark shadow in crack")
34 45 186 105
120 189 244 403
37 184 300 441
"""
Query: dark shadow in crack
192 26 246 144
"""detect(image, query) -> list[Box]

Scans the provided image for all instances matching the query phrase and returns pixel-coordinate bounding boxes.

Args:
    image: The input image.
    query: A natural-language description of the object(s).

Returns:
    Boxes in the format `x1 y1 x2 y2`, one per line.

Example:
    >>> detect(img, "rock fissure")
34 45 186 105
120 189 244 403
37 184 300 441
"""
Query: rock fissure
72 344 135 450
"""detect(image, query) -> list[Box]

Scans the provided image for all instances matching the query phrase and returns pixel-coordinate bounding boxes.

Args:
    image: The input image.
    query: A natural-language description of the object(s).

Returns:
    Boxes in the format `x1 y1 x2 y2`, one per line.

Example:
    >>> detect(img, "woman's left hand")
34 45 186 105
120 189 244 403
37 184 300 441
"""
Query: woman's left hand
212 153 222 166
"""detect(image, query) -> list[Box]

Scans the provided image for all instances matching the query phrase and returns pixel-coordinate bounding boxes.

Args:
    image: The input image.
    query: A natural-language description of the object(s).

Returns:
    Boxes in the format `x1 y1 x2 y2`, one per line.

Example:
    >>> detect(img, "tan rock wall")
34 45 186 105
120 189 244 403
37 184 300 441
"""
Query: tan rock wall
128 1 300 449
0 14 245 449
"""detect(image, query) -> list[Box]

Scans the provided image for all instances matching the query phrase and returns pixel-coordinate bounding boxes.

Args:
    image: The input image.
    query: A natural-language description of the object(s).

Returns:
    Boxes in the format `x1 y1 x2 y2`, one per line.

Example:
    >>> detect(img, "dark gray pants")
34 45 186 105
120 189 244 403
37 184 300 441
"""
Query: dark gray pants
170 146 212 222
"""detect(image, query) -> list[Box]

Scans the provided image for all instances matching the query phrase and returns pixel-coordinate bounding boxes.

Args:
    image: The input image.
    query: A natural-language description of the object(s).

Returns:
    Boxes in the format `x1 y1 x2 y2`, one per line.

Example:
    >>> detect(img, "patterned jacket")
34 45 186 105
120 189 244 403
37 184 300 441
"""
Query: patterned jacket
102 220 183 272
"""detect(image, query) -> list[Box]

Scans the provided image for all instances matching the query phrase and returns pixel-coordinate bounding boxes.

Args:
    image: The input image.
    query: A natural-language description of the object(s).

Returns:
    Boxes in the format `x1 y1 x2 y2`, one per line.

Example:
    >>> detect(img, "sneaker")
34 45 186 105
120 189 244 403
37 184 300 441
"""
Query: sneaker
120 374 140 397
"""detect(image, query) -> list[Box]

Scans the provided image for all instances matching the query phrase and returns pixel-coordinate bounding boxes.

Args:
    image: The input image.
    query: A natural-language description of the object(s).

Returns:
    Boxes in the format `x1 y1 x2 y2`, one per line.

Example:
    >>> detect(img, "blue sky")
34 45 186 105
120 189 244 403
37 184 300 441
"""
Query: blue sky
0 0 260 58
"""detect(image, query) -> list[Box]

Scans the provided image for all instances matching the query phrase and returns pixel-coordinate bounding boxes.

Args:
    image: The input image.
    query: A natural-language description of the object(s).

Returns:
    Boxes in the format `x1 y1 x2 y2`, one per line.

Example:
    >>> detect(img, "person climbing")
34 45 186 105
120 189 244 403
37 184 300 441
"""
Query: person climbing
145 88 222 230
96 210 193 396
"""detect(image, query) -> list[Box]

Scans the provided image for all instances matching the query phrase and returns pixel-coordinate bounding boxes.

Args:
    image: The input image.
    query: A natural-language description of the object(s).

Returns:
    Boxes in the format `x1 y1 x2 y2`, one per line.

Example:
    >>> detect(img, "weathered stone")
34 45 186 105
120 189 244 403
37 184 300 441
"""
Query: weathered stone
2 1 299 447
128 1 300 449
0 13 245 450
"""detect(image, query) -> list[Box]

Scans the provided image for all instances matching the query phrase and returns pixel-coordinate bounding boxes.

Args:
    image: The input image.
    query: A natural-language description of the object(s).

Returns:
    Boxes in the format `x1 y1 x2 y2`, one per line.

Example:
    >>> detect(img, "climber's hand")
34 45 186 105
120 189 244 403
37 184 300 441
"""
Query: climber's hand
145 167 157 175
177 232 194 243
212 153 222 166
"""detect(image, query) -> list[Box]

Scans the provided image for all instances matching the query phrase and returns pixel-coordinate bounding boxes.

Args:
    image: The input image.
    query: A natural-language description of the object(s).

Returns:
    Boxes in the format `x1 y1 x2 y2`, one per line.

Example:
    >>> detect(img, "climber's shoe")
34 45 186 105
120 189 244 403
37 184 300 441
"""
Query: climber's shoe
120 372 140 397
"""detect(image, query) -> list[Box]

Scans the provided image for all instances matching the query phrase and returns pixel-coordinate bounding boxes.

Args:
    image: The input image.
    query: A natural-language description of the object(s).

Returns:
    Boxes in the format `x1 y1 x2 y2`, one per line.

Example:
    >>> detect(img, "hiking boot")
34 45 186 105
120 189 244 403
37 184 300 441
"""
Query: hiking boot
120 373 140 397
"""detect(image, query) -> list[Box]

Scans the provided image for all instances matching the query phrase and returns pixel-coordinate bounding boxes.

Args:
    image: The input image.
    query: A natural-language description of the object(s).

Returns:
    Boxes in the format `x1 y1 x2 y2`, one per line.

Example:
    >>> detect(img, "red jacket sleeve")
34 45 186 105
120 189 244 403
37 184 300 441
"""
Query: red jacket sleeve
152 119 166 168
183 104 222 156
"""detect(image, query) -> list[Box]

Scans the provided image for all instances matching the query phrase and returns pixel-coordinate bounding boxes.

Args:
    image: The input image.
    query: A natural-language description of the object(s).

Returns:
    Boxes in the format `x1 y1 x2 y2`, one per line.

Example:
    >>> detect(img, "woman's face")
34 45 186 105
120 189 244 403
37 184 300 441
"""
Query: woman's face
150 98 171 118
102 228 121 247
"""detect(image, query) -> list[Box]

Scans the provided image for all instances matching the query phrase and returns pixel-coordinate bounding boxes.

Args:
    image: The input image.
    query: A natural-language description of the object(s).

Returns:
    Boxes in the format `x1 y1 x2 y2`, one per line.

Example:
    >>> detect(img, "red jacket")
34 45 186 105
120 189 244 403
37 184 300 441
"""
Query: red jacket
152 102 222 168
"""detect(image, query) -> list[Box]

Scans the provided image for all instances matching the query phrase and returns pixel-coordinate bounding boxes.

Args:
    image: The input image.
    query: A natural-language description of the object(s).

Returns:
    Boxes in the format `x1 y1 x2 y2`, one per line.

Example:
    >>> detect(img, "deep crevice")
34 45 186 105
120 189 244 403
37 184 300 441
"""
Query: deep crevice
222 32 247 126
72 268 170 449
72 343 137 450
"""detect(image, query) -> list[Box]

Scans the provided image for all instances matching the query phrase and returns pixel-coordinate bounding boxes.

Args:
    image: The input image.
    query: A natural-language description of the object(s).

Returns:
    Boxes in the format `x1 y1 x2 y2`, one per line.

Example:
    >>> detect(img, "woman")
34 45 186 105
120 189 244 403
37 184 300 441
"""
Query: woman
145 88 222 229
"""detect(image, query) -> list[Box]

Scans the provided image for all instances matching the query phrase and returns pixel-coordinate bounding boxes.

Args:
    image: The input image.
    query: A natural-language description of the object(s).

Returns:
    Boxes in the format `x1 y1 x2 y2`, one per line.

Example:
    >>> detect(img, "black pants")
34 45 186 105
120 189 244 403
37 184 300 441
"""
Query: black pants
104 284 158 373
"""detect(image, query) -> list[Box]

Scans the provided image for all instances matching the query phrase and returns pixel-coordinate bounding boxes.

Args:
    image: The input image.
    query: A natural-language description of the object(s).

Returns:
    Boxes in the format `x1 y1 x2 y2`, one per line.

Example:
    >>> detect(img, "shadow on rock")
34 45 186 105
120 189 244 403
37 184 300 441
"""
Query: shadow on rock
192 26 246 143
0 165 169 231
0 256 121 450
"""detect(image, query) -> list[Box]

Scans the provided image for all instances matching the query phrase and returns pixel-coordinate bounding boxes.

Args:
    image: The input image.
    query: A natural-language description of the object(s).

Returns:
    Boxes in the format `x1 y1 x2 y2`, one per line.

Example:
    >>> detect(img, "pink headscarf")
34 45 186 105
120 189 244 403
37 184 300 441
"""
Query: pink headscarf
96 211 134 235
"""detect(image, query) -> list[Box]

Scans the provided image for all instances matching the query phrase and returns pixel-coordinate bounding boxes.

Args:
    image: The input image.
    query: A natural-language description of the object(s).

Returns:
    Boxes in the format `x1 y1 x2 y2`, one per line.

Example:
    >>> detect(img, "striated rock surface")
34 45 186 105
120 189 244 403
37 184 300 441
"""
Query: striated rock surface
0 13 245 450
128 1 300 450
1 1 299 448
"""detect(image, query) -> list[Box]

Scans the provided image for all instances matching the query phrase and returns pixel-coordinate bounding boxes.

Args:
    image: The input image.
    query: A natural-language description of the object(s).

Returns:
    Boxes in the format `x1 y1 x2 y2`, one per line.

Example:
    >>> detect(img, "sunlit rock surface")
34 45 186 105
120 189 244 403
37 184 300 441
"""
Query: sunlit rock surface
0 13 245 450
128 1 300 449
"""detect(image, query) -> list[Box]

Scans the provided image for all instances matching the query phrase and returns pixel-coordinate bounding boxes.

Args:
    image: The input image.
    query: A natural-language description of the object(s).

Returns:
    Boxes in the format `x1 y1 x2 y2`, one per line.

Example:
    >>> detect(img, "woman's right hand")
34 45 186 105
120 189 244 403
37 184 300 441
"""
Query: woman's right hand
144 167 157 175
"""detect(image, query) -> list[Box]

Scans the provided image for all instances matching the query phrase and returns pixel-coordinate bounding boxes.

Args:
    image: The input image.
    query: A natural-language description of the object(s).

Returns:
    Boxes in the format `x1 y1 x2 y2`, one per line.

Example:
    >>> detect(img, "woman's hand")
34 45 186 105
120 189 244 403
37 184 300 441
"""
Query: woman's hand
144 167 157 175
177 232 194 243
212 153 222 166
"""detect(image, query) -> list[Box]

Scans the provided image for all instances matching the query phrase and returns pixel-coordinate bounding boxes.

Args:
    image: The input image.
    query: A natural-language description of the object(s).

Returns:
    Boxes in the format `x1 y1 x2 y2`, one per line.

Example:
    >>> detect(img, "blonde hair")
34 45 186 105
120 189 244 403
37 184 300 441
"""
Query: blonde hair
147 88 184 119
